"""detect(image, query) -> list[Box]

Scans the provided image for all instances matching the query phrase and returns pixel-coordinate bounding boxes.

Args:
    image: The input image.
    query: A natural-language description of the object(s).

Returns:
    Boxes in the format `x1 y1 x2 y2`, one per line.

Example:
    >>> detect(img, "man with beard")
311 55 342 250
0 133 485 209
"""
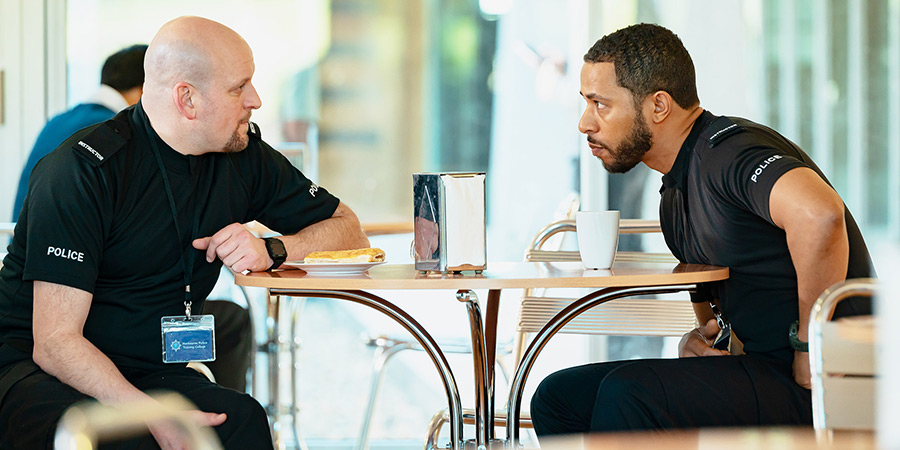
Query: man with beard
530 23 872 435
0 16 369 449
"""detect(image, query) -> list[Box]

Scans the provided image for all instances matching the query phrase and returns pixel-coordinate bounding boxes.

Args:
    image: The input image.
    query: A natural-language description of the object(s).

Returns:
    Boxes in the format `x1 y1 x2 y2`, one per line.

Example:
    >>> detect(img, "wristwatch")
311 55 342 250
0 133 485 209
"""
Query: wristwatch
788 320 809 352
262 237 287 271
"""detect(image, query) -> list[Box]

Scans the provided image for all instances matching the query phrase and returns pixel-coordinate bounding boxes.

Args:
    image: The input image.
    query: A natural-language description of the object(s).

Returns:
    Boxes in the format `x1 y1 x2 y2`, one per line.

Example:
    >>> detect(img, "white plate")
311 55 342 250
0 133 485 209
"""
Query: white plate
284 261 386 276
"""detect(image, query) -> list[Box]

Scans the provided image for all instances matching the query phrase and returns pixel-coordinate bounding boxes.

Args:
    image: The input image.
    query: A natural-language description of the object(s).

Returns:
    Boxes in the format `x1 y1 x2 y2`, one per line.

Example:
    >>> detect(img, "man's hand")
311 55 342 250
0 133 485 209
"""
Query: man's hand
148 410 227 450
193 223 271 272
679 318 731 358
793 350 811 389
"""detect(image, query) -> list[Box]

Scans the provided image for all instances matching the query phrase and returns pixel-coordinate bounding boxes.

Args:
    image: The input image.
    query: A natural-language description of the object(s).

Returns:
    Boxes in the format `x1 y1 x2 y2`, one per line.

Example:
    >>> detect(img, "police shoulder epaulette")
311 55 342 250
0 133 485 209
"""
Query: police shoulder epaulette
71 117 131 166
248 121 262 141
707 120 746 148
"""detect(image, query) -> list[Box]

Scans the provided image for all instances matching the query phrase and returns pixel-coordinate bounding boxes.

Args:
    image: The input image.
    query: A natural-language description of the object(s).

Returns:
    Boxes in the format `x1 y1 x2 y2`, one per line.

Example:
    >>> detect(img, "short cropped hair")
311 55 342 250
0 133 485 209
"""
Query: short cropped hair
584 23 699 109
101 44 149 92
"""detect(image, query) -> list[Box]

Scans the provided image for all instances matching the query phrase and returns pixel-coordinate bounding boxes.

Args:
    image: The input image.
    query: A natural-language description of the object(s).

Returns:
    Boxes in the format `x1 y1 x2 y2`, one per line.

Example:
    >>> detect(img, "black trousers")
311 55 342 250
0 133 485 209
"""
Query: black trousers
0 364 273 449
530 354 812 436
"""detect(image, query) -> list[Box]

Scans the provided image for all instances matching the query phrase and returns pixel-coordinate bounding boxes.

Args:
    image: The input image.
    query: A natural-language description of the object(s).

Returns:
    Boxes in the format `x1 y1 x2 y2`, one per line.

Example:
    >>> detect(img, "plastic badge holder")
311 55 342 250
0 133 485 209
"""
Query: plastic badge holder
161 314 216 363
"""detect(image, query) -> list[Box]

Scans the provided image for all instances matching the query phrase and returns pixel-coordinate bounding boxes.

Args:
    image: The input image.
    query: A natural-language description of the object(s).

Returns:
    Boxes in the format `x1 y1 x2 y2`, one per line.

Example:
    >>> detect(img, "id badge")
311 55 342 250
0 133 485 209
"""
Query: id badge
161 314 216 363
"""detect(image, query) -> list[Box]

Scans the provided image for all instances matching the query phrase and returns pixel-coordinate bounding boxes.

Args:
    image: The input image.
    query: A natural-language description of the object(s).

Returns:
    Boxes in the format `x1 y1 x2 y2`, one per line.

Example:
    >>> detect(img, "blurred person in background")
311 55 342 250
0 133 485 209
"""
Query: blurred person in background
12 44 147 221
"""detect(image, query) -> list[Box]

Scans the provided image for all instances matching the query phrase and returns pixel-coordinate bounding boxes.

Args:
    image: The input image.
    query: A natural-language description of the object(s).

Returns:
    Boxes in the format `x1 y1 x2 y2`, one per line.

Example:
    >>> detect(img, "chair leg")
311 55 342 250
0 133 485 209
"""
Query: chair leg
289 296 311 450
424 408 450 450
424 408 536 449
355 336 413 450
237 283 257 396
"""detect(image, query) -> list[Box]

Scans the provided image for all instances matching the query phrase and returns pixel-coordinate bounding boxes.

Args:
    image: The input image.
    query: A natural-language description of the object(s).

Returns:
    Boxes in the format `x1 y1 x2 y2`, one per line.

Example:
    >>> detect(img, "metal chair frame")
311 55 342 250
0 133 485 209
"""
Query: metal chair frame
425 219 699 448
809 278 878 437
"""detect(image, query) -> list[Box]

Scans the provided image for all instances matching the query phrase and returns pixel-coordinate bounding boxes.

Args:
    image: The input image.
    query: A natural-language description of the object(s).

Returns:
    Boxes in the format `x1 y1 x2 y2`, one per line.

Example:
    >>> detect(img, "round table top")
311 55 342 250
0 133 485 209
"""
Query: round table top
234 261 728 291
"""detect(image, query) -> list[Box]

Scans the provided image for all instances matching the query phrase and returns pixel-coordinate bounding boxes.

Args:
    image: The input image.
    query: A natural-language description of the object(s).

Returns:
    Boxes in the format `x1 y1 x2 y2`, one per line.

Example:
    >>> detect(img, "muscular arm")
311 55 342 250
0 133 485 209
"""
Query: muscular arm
194 201 370 272
768 167 849 387
279 201 370 262
31 281 225 448
32 281 152 404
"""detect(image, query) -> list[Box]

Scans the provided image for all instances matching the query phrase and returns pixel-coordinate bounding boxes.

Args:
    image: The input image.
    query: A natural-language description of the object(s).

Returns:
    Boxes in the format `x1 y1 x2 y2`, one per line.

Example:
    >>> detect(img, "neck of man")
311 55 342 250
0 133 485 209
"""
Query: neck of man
143 112 204 157
642 105 704 174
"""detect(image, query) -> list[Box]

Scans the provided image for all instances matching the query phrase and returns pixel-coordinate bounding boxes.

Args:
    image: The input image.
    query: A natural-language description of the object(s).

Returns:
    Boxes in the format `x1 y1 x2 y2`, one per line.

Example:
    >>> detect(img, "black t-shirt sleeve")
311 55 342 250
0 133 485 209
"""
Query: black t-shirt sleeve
21 148 108 293
237 141 340 234
706 145 807 226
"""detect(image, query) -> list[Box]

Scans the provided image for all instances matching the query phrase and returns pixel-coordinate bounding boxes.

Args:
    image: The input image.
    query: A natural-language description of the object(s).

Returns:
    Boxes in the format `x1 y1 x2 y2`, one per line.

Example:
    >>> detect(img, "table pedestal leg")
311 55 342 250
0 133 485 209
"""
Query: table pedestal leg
271 289 464 450
457 290 506 450
264 291 284 448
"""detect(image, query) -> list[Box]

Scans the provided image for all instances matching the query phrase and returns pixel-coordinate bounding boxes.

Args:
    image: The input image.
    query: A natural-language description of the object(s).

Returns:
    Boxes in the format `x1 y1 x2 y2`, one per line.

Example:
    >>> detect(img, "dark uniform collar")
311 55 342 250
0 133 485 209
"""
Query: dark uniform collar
660 109 716 192
133 100 194 174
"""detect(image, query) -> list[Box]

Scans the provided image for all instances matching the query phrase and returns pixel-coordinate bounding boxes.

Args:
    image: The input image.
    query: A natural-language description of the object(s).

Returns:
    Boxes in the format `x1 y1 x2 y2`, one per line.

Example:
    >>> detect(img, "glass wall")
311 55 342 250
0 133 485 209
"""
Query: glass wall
760 0 900 242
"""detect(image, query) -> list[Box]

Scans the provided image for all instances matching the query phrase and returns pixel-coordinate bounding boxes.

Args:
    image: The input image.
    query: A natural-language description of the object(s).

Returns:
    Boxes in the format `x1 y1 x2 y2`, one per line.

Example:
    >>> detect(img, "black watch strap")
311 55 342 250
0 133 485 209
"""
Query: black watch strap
788 320 809 352
263 237 287 271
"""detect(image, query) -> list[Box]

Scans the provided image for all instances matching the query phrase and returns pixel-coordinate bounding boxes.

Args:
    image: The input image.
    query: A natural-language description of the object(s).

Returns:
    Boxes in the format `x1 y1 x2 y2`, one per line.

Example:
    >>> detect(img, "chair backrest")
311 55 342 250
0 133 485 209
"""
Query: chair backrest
809 278 877 432
512 219 695 364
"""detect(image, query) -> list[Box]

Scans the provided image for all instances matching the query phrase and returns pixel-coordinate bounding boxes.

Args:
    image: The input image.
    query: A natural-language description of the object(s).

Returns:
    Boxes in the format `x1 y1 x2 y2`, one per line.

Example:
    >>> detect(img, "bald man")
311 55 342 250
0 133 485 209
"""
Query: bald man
0 16 368 449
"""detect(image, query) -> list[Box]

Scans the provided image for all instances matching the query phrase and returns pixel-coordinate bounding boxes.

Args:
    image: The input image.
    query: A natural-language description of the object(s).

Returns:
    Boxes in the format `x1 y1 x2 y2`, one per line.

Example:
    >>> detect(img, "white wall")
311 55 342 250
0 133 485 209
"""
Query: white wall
0 0 66 223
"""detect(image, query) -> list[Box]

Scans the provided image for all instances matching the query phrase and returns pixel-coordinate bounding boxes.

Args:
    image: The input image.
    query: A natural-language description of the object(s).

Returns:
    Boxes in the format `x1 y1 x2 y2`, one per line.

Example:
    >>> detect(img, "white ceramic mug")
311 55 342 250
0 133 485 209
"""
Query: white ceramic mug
576 210 620 269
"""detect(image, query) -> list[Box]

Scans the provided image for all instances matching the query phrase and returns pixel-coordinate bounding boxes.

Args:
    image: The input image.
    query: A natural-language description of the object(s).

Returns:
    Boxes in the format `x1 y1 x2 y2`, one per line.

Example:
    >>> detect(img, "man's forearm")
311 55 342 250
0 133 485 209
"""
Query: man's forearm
32 281 151 405
280 202 369 261
34 334 151 405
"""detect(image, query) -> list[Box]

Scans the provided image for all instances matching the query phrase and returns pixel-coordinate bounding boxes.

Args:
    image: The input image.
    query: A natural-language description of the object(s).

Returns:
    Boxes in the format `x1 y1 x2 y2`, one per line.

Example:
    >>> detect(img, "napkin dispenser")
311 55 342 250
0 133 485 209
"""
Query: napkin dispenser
413 172 486 273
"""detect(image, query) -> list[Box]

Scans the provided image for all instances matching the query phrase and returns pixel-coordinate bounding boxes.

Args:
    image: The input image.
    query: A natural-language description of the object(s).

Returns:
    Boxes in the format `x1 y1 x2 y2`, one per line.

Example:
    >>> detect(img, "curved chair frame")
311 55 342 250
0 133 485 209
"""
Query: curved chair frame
808 277 878 434
424 219 699 448
271 288 465 450
504 284 694 446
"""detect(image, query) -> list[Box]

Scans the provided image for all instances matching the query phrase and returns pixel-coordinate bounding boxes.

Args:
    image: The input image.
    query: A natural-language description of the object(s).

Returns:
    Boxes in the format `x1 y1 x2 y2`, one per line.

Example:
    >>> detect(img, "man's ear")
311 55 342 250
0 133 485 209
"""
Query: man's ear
173 82 197 120
647 91 672 124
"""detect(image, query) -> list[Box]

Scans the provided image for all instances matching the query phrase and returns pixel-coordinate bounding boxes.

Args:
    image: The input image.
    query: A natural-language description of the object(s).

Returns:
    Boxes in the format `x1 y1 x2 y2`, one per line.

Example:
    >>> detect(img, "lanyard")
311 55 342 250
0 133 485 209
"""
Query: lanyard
709 300 732 351
139 113 202 317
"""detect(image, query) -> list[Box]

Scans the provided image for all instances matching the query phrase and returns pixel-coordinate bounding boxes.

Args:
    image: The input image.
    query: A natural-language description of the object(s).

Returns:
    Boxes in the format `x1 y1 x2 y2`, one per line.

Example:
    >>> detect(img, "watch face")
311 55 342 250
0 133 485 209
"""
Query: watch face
267 238 286 258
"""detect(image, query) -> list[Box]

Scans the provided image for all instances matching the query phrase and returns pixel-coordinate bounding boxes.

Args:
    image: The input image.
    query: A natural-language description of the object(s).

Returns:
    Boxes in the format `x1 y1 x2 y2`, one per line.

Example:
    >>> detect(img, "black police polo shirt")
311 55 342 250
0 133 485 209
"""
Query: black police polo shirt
659 110 872 361
0 103 339 370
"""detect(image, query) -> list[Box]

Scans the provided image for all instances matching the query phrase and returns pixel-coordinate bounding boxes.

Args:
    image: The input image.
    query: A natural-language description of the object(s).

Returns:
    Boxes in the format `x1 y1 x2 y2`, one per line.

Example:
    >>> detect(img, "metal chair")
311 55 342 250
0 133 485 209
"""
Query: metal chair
512 219 692 364
809 278 878 438
424 219 698 448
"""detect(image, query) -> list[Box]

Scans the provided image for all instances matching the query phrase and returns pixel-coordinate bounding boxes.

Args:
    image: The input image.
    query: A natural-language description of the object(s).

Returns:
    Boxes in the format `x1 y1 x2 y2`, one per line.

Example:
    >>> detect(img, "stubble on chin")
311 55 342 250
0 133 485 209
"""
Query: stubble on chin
223 130 249 153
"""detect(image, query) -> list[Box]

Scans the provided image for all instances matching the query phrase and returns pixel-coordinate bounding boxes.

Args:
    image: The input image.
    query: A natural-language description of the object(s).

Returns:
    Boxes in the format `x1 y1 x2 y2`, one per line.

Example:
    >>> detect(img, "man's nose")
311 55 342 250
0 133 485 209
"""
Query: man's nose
245 83 262 110
578 107 597 134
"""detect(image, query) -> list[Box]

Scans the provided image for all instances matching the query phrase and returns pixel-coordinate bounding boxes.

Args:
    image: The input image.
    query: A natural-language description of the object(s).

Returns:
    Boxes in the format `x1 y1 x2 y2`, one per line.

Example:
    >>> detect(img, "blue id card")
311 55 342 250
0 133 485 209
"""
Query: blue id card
161 315 216 363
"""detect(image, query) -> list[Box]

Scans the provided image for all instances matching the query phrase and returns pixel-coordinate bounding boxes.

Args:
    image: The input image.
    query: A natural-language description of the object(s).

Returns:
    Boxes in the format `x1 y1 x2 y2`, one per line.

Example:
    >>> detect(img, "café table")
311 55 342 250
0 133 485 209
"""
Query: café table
234 260 728 450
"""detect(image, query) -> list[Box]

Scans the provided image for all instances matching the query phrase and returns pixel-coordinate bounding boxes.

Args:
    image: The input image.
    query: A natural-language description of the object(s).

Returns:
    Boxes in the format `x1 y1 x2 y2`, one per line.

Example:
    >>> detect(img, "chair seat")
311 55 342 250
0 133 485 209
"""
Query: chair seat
517 296 697 336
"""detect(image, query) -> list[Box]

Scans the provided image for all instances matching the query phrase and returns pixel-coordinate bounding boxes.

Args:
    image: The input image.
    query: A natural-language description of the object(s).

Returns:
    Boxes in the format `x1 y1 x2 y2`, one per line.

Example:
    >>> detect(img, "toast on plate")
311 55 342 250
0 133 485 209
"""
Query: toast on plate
304 248 385 264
